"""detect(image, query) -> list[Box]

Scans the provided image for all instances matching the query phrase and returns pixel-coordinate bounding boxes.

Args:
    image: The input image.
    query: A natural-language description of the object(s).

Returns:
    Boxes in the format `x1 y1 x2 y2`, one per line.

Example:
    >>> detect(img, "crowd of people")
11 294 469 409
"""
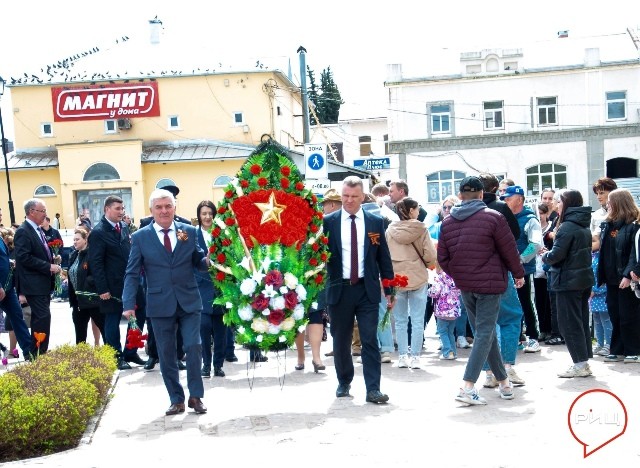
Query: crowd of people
2 174 640 411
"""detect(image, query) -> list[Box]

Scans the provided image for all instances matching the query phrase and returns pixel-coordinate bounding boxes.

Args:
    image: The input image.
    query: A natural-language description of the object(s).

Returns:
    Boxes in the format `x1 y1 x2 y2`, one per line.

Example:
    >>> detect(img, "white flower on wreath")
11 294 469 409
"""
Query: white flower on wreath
256 335 264 343
238 305 254 321
237 326 245 334
262 284 277 298
279 335 287 342
226 302 233 309
251 270 265 284
239 256 252 273
284 272 298 289
281 317 295 331
279 286 289 295
295 284 307 301
261 309 270 316
311 301 318 310
270 295 285 310
297 325 306 333
268 324 281 334
251 317 269 333
260 256 272 273
240 278 257 296
292 304 305 320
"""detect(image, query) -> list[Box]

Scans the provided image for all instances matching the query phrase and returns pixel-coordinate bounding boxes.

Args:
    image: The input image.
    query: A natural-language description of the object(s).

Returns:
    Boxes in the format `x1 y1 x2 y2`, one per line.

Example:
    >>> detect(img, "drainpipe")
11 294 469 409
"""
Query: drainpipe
297 46 310 144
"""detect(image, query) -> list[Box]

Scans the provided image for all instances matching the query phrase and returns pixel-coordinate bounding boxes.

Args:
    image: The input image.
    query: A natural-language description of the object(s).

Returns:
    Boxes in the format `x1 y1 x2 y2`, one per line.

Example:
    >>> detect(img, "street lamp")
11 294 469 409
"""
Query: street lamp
0 75 16 225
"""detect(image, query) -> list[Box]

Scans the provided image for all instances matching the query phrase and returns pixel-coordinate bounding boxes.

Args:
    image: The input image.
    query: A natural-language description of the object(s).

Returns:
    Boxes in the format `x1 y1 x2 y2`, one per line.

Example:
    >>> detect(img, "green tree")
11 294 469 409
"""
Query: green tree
306 66 343 124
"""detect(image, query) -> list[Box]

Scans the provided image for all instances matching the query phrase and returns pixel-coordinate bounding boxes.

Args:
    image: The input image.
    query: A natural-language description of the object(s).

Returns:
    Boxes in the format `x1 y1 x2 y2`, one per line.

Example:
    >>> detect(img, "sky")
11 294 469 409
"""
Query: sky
1 0 639 140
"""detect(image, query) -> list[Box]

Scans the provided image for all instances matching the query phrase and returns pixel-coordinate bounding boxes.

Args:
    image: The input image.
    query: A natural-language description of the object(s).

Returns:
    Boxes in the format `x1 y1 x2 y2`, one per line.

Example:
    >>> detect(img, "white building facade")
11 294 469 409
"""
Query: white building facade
385 44 640 210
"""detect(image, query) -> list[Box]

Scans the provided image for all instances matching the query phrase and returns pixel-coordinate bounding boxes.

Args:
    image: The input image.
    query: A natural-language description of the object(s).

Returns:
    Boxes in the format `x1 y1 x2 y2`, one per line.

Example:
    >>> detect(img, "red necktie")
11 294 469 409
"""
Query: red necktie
161 229 172 253
115 223 121 235
350 215 358 284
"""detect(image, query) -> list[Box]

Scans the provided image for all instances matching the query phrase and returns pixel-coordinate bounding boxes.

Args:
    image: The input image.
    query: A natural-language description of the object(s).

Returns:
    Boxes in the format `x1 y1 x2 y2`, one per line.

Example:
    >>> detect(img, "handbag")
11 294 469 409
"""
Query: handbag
411 242 430 269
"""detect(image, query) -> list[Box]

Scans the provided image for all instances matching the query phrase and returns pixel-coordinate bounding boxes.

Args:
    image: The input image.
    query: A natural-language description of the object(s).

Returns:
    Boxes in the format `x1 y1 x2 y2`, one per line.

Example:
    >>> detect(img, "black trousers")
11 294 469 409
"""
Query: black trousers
328 283 381 393
200 313 227 368
606 286 640 356
25 294 51 354
533 277 552 335
72 306 105 344
556 288 592 363
517 275 539 340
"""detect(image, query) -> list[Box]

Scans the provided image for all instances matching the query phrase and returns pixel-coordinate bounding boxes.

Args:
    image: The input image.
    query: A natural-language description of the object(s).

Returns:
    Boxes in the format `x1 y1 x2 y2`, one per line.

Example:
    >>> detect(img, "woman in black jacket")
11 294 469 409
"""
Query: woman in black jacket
67 228 105 344
542 190 594 378
598 189 640 363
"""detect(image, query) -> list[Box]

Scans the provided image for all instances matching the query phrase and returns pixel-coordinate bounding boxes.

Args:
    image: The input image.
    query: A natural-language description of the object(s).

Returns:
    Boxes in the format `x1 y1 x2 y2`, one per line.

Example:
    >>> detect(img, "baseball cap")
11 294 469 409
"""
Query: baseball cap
321 188 342 203
500 186 525 199
459 176 483 193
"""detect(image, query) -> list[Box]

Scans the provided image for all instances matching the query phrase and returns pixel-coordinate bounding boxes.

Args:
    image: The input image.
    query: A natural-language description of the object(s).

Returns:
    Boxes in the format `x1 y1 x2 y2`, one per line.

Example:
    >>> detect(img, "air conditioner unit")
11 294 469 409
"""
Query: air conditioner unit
117 118 132 130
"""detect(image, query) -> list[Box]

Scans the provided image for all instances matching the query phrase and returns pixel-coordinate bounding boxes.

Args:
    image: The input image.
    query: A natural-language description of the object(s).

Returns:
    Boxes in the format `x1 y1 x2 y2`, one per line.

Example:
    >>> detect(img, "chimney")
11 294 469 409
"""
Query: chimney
149 17 163 45
584 48 601 67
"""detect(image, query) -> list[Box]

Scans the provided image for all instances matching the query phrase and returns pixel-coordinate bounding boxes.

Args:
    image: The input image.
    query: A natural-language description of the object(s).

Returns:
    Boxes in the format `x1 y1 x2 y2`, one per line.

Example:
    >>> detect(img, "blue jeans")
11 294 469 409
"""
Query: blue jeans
454 300 468 338
593 312 612 348
437 319 457 357
460 291 507 383
377 294 394 353
1 289 33 357
394 284 428 357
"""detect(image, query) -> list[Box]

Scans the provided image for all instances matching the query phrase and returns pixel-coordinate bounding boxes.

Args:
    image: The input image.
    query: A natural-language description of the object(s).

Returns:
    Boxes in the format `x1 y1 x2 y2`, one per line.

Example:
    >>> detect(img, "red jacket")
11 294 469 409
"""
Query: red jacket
437 200 524 294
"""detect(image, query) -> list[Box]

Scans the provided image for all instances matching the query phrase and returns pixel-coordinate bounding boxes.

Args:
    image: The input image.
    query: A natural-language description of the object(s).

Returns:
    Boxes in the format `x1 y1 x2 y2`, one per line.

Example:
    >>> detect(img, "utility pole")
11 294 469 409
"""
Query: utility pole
297 46 310 144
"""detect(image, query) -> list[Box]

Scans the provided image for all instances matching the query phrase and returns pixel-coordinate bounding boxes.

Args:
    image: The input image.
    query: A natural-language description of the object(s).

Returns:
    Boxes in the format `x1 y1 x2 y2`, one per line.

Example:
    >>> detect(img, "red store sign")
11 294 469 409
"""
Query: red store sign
51 82 161 122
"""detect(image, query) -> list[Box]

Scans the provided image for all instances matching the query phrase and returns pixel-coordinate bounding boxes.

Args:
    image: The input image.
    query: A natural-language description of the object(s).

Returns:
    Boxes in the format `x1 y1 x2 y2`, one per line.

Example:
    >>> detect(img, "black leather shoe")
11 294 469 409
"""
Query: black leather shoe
165 402 185 416
213 367 225 377
125 354 146 366
336 383 351 398
188 397 207 414
144 357 159 371
225 355 239 362
366 390 389 404
201 366 211 378
177 360 187 370
117 359 132 370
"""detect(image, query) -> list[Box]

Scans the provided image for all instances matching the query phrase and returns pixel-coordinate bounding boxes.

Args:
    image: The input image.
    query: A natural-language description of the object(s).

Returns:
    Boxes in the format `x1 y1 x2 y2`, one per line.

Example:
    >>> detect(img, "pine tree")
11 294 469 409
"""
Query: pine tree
306 66 343 124
306 66 319 125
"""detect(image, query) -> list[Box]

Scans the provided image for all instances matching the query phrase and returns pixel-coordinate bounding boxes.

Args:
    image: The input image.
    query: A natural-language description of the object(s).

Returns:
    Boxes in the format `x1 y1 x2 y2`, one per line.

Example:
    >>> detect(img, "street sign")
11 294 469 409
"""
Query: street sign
305 178 331 194
353 157 391 170
304 143 328 179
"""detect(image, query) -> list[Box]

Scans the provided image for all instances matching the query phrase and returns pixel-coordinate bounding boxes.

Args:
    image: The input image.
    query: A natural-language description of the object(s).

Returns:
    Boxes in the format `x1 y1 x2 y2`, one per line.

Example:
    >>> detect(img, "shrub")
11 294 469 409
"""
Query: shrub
0 344 116 462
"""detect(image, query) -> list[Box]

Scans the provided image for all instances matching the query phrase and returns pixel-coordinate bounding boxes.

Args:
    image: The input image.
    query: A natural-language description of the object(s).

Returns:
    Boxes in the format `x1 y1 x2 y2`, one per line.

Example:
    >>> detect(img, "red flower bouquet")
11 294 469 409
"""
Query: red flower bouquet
379 274 409 330
47 239 65 295
125 316 148 350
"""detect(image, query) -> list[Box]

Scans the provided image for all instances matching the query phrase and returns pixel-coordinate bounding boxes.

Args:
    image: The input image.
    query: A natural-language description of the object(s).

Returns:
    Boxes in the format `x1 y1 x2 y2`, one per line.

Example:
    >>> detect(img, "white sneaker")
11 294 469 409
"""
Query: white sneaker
409 356 421 369
499 384 514 400
597 346 610 357
524 339 541 353
456 336 471 349
624 355 639 363
397 354 409 368
558 364 593 378
381 352 392 363
483 373 498 388
507 367 525 386
455 387 487 406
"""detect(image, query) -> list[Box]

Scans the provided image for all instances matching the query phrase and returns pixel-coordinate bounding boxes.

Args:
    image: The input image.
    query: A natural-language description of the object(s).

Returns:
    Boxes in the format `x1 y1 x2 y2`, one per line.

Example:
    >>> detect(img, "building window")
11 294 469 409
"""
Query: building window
233 112 244 125
213 175 232 187
156 178 176 189
483 101 504 130
41 123 53 137
105 120 117 133
426 170 466 203
429 104 451 134
384 134 389 155
34 185 56 197
168 115 180 129
83 163 120 181
537 97 558 126
606 91 626 120
526 163 567 196
359 136 372 157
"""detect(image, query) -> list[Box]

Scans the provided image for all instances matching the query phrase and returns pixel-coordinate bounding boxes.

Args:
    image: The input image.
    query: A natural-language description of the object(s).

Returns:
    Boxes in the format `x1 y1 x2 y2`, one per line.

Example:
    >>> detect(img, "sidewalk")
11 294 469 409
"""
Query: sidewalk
4 301 639 467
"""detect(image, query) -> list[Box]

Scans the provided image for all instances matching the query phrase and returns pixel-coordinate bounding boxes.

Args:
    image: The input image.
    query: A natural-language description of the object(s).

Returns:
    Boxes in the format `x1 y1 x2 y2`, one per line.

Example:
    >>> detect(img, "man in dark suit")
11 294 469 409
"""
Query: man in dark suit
14 198 62 354
0 206 33 359
123 188 210 415
88 195 144 370
323 176 395 404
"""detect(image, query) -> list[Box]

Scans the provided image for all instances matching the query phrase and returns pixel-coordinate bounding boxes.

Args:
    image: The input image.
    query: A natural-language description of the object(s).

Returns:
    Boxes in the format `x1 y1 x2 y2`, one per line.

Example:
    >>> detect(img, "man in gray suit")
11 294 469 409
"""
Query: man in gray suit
122 189 210 415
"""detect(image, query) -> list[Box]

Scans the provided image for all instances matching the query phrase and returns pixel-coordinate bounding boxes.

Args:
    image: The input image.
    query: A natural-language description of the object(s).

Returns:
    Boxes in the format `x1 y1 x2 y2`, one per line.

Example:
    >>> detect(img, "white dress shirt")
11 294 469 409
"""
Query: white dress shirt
340 208 365 280
153 222 177 251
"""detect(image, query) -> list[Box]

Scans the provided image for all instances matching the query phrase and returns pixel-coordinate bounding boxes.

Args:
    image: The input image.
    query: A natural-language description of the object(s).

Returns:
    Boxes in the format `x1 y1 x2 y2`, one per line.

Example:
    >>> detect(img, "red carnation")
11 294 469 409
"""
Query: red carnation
216 271 226 281
212 227 221 237
382 278 391 288
252 294 270 311
250 164 262 175
309 258 318 266
225 190 234 199
316 211 323 219
268 309 285 325
315 274 324 285
321 236 328 244
312 243 319 252
320 253 327 261
281 178 290 189
218 206 227 214
222 238 231 246
208 245 216 253
257 177 268 187
240 179 249 188
264 270 284 288
310 224 319 233
225 217 236 226
216 253 226 263
311 195 318 203
295 182 305 191
281 166 291 176
284 290 298 309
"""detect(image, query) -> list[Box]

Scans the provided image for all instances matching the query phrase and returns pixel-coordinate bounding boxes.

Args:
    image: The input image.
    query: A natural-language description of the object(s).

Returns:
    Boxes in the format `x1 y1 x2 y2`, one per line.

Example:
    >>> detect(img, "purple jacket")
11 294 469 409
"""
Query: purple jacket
437 199 524 294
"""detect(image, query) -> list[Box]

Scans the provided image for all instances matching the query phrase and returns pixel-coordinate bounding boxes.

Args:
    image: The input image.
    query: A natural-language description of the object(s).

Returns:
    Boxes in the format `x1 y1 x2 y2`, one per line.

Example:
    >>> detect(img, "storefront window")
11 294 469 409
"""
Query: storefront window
83 163 120 181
